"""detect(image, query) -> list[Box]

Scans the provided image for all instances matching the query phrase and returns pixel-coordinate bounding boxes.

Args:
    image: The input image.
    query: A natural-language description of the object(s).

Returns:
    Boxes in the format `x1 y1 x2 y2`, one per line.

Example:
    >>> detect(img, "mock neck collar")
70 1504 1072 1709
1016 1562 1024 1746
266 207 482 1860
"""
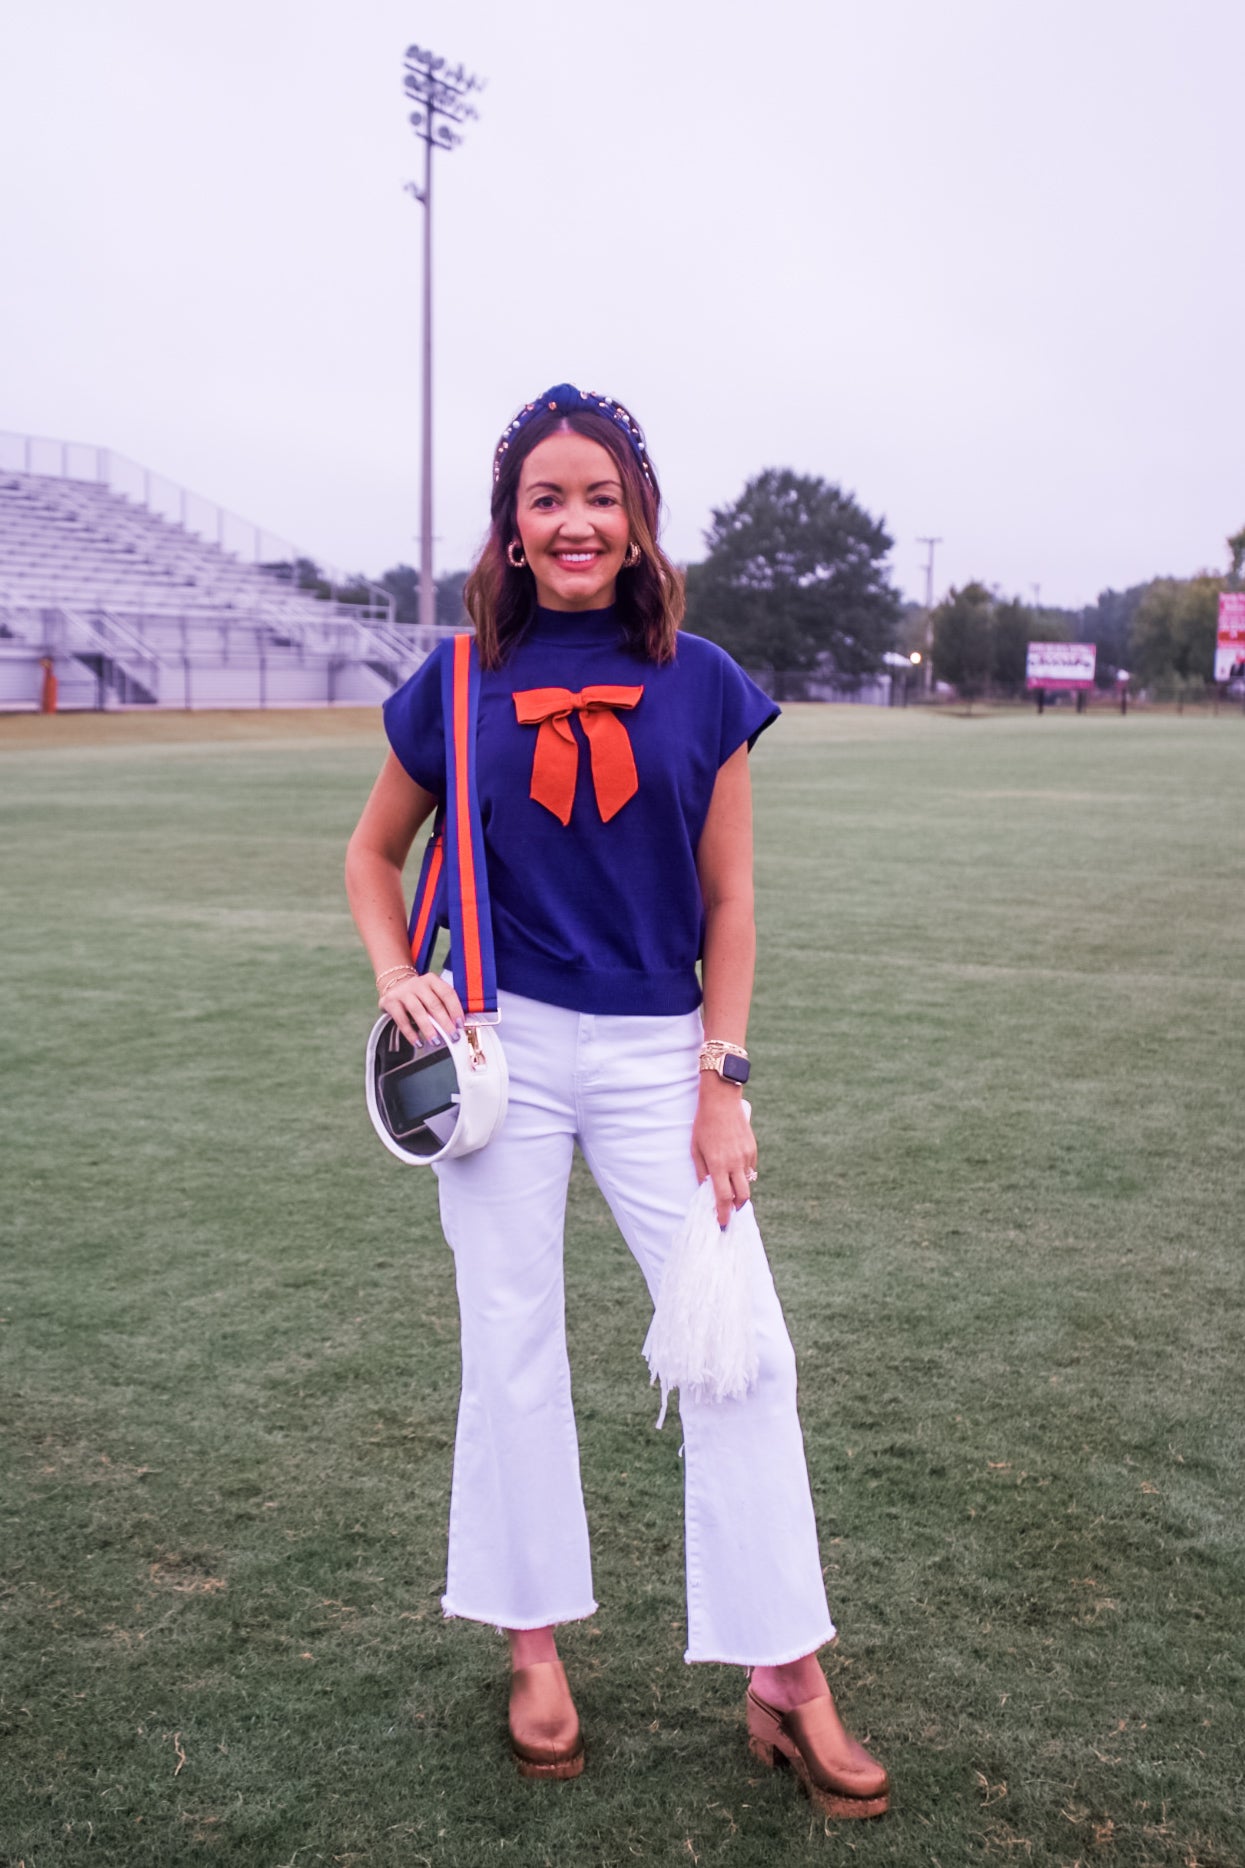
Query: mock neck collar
528 603 621 646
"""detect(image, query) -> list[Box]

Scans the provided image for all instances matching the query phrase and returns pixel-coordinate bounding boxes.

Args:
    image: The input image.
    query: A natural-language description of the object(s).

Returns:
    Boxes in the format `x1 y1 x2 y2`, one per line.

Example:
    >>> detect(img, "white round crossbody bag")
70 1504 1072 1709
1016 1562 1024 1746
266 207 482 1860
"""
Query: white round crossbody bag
363 635 508 1166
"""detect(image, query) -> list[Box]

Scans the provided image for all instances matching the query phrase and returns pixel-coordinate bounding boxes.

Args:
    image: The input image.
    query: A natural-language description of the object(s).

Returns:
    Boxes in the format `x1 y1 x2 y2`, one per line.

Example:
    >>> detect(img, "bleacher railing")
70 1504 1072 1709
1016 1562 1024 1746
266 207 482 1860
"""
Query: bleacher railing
0 428 395 623
1 600 459 710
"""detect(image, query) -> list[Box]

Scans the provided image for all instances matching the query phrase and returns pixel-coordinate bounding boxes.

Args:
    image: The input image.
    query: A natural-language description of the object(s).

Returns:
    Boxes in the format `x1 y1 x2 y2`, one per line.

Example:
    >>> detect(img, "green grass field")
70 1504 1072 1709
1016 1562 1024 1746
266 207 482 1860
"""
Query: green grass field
2 704 1242 1868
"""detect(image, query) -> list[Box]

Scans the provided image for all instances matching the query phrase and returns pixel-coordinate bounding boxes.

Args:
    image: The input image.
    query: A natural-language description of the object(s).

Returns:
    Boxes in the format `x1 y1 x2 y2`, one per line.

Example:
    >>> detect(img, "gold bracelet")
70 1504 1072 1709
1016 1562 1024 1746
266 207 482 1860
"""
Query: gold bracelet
375 964 418 991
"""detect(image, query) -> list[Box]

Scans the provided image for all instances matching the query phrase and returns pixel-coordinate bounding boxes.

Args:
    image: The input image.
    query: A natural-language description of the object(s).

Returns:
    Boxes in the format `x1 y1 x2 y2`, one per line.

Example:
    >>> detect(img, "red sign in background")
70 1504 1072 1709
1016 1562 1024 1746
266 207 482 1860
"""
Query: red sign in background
1025 642 1097 691
1216 593 1245 681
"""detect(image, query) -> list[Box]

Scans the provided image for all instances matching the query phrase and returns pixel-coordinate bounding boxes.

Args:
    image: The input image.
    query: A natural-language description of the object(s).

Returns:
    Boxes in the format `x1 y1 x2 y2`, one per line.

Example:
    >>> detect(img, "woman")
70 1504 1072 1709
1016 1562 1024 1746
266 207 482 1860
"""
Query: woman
345 384 888 1820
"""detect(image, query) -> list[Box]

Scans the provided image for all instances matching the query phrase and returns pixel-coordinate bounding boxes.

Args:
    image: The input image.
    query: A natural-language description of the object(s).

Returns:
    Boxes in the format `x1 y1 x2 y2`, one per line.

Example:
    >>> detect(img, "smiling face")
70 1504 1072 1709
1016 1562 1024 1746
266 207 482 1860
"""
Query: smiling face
514 429 631 612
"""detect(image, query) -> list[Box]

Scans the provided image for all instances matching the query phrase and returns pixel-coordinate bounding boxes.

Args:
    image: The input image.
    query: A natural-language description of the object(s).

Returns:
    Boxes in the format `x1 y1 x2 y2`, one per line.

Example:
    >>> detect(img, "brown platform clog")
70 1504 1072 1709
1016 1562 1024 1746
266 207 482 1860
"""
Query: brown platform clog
509 1659 584 1780
746 1683 889 1820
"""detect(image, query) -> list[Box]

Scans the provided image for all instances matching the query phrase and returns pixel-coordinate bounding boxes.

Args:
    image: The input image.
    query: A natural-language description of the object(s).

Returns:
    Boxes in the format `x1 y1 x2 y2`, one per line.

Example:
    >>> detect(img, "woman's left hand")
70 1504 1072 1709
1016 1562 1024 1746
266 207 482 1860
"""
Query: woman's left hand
691 1076 758 1227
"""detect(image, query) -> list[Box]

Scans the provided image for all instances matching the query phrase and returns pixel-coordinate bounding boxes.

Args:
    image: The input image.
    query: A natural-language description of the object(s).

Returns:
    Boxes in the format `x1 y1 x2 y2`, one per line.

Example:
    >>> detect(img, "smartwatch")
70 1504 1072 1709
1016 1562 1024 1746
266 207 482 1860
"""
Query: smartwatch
699 1042 751 1085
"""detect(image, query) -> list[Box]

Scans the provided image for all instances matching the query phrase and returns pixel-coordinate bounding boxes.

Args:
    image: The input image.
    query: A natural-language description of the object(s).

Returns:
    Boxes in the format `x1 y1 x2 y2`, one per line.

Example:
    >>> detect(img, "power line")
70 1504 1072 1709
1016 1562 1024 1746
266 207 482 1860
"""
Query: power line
917 536 942 695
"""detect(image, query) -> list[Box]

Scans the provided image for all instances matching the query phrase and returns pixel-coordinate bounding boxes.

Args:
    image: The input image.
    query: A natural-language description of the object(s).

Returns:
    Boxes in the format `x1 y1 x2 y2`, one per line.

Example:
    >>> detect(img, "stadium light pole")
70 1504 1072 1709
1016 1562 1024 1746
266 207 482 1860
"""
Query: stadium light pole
918 536 942 696
404 46 483 634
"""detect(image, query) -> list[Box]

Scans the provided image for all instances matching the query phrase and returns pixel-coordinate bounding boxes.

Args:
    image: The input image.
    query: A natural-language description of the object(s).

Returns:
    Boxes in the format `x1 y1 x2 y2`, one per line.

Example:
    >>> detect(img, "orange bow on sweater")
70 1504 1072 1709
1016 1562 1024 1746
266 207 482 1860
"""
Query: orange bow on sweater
512 685 645 824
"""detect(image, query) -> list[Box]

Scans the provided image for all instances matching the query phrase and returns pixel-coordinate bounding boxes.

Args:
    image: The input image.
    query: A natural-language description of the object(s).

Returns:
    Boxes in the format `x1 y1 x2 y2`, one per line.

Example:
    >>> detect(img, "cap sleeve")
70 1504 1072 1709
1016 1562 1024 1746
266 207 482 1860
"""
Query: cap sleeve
717 651 780 765
382 640 448 795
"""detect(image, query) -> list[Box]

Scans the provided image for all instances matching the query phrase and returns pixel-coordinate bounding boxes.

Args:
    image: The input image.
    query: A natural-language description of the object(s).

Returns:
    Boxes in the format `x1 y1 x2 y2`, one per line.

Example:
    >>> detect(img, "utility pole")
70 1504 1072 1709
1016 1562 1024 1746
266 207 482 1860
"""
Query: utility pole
918 536 942 696
403 46 483 634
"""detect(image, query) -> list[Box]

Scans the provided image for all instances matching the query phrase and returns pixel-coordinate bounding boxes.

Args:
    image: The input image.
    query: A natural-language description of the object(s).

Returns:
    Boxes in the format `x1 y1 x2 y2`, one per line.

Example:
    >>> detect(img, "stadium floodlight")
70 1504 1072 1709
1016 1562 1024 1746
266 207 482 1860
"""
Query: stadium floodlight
404 45 484 635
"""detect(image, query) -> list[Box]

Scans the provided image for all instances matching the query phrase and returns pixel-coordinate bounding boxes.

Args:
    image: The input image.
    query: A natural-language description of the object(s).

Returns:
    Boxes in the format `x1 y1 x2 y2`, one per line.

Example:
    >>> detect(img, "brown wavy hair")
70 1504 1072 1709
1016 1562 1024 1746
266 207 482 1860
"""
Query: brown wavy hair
464 405 685 670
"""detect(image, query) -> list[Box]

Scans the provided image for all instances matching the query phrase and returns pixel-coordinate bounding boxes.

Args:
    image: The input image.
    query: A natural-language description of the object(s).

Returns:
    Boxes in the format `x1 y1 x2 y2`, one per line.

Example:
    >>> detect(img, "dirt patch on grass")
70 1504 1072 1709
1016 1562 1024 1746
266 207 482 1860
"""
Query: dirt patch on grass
147 1553 227 1594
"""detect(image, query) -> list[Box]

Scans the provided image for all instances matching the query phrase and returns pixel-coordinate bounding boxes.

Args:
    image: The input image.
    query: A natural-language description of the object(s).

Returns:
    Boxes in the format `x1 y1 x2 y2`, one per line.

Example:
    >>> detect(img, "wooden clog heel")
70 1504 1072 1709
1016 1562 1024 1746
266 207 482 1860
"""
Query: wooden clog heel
747 1685 889 1820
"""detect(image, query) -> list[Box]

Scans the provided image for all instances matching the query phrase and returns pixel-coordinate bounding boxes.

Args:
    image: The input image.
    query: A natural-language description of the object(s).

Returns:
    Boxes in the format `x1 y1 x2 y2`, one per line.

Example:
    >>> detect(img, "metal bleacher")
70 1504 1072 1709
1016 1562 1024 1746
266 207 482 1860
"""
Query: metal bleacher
0 431 446 711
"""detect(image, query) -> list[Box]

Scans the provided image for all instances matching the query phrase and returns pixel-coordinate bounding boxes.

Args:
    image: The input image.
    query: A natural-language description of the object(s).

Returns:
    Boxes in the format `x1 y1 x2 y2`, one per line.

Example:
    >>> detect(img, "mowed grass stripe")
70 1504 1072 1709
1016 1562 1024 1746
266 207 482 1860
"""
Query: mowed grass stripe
1 707 1241 1867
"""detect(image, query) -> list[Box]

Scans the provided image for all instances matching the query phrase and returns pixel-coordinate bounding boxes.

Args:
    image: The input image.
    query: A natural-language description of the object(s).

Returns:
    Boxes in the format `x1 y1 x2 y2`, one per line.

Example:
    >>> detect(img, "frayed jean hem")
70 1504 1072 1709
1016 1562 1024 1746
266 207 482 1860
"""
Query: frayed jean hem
684 1621 838 1667
441 1596 600 1631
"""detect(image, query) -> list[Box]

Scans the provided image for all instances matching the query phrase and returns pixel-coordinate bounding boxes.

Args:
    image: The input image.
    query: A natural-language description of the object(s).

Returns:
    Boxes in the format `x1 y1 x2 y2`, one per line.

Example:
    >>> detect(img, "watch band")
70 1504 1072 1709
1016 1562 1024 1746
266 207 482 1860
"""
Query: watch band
699 1040 751 1085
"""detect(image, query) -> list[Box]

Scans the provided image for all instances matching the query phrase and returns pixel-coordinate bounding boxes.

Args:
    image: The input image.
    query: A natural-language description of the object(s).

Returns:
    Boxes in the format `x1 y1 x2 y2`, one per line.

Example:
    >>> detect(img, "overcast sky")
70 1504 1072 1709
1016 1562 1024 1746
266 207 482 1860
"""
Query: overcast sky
1 0 1239 609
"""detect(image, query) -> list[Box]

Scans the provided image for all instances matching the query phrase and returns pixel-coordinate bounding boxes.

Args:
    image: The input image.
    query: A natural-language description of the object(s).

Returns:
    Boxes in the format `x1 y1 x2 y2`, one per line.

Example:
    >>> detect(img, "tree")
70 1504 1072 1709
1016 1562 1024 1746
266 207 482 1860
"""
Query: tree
991 598 1033 694
436 569 469 630
379 564 469 629
895 600 929 660
1227 523 1245 584
1073 582 1152 684
931 583 995 700
991 600 1069 695
379 563 419 624
1131 575 1222 688
261 554 333 600
929 587 1072 699
683 470 900 678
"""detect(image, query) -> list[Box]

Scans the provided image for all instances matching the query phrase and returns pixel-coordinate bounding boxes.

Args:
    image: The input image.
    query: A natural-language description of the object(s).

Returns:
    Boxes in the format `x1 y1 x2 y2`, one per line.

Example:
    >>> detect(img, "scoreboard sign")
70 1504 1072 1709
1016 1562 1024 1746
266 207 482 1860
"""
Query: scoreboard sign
1216 592 1245 682
1025 641 1097 691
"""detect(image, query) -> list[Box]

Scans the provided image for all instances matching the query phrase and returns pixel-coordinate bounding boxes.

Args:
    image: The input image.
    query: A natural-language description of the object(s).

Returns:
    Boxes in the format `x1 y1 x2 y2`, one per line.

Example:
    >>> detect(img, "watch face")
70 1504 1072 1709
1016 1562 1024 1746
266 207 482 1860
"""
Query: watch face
721 1052 751 1084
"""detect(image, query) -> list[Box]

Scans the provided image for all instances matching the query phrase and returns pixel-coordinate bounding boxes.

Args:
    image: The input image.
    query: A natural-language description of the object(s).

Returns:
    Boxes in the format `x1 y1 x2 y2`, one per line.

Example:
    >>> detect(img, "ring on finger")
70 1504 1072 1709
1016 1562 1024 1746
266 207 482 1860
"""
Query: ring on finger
745 1169 758 1183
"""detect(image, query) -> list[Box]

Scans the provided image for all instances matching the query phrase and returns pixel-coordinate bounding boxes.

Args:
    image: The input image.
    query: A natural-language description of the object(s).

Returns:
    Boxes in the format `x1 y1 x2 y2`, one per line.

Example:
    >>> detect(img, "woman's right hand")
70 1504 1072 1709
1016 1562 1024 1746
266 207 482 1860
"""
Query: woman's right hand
378 970 466 1049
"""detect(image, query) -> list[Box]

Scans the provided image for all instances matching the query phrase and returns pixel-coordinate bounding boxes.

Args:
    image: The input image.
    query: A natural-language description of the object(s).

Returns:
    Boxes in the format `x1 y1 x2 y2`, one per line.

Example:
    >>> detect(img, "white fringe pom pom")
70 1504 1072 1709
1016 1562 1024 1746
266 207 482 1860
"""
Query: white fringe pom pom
642 1178 761 1429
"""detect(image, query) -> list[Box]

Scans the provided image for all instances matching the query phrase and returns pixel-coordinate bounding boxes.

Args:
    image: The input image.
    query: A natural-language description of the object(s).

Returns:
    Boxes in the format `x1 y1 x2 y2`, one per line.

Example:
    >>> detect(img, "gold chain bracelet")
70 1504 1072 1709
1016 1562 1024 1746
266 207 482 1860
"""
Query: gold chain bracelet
375 964 419 992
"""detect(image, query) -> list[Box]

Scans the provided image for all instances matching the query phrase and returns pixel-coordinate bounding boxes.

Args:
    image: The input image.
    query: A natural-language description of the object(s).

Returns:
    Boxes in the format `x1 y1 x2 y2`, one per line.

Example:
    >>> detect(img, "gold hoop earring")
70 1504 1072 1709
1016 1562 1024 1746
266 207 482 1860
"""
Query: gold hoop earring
623 541 642 569
507 540 527 569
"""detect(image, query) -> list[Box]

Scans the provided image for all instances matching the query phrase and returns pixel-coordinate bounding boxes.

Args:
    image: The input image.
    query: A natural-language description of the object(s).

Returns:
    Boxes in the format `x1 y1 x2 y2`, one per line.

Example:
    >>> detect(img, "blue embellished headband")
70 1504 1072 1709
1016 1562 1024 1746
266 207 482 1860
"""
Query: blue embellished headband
493 383 654 491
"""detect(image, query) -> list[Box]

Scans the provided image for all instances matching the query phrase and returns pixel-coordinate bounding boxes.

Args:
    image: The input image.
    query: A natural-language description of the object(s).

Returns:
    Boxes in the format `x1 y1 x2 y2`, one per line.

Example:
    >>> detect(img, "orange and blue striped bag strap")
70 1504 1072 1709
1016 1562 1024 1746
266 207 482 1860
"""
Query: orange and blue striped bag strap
406 635 498 1021
407 809 445 976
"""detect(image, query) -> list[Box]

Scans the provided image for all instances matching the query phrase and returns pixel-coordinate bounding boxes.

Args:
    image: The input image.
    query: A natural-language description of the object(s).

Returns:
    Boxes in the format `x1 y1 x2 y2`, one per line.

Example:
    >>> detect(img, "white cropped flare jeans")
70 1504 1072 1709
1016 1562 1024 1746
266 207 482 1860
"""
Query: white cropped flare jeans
433 989 835 1665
